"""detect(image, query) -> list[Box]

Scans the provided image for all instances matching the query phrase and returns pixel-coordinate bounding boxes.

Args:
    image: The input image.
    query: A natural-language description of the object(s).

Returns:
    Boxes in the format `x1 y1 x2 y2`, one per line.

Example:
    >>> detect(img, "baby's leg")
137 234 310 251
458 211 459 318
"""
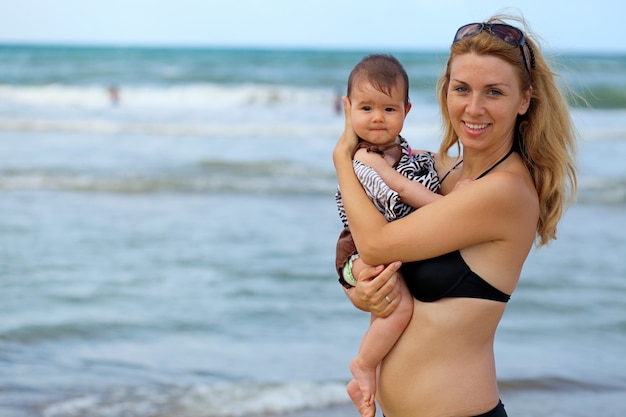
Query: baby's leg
350 280 413 411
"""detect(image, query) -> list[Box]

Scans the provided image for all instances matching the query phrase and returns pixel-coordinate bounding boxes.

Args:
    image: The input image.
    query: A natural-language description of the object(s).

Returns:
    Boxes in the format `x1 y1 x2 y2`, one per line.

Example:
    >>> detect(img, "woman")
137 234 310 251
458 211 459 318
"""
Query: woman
333 14 577 417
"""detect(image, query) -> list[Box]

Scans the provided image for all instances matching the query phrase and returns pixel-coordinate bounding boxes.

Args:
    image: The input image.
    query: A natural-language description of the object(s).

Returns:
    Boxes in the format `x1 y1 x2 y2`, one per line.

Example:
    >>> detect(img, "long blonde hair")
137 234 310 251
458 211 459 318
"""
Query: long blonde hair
437 14 578 246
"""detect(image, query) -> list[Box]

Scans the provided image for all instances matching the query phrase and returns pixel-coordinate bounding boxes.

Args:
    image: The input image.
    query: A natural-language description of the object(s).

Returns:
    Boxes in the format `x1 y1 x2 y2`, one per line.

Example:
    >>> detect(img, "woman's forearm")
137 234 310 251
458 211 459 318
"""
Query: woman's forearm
335 156 388 262
333 96 391 264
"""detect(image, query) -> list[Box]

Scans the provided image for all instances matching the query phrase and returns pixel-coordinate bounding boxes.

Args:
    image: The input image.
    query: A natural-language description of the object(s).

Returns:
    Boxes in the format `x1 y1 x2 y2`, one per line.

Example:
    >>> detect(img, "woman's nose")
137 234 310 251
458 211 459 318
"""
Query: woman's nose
466 95 485 116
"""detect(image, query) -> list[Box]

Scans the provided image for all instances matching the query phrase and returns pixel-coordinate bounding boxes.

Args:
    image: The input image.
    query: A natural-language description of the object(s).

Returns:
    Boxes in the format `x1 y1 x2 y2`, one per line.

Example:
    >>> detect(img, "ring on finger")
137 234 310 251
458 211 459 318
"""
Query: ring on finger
385 295 392 303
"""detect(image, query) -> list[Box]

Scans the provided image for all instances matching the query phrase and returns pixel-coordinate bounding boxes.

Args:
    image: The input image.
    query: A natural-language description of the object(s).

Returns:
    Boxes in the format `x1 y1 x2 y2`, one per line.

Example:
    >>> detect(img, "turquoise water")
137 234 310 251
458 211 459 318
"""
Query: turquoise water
1 45 625 417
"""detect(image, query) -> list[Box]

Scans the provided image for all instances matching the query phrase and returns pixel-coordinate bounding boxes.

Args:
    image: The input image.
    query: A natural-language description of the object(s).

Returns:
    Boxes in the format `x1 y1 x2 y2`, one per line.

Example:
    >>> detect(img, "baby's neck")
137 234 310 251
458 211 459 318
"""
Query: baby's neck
356 136 403 167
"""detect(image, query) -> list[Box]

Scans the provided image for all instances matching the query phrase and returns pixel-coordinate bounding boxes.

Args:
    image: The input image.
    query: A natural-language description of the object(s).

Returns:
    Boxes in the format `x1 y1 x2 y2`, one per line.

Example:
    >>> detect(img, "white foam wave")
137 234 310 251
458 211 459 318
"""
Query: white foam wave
0 82 348 138
578 178 626 204
42 381 350 417
0 164 338 195
0 83 335 111
0 116 343 138
572 108 626 141
3 173 622 203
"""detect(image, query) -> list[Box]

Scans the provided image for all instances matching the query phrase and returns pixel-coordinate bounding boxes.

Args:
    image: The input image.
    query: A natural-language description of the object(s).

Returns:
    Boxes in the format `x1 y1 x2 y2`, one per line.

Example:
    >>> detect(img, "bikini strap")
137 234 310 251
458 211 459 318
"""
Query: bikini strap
439 158 464 184
476 147 515 180
440 146 515 184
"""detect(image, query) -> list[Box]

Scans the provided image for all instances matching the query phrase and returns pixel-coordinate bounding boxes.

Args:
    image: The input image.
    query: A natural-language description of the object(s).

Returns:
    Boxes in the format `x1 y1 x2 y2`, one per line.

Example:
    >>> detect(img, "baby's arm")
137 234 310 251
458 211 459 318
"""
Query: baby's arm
354 148 441 208
376 162 441 207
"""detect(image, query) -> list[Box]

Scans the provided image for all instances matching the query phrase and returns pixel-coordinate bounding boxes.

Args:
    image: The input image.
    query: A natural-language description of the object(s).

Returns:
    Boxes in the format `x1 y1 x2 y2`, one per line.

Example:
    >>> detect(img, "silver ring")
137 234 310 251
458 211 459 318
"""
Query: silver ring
385 295 391 303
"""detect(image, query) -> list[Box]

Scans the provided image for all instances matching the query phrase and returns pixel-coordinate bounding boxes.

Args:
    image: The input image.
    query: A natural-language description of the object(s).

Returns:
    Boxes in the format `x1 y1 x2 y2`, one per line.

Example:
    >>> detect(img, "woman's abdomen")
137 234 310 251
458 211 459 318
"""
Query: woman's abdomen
377 299 502 417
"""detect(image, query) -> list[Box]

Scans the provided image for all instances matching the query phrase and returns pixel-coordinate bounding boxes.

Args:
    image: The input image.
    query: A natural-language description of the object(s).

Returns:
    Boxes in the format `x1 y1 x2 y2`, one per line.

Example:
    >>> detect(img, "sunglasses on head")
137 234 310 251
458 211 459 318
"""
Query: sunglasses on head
453 22 535 77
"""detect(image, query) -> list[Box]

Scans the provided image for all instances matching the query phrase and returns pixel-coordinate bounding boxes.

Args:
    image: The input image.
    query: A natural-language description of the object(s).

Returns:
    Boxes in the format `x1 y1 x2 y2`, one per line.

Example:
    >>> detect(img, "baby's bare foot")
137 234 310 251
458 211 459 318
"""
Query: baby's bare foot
347 378 376 417
350 358 376 410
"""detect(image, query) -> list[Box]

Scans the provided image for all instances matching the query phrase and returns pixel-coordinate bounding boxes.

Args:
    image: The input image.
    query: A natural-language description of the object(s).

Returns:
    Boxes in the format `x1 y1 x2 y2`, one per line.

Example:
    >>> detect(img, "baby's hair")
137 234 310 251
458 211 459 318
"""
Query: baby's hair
347 54 410 104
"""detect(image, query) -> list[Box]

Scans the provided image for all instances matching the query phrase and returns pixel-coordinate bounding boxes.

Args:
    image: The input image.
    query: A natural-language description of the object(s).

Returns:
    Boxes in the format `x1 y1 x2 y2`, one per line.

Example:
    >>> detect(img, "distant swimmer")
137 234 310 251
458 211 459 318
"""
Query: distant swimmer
334 90 342 115
107 85 120 106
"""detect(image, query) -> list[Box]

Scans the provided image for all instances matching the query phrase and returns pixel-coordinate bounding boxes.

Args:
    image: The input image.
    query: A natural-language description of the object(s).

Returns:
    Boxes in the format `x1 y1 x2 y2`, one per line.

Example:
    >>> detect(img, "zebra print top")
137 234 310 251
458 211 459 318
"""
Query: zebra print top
336 136 440 227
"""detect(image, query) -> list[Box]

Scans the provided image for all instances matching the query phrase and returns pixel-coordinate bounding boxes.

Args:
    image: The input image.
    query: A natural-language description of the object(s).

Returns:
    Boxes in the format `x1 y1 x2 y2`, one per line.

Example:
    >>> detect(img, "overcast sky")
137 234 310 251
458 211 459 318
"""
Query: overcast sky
1 0 623 53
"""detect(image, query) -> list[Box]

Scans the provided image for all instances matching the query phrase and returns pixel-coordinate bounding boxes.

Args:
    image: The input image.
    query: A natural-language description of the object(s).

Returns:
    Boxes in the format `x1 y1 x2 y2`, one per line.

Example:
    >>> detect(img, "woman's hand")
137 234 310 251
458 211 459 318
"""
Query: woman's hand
344 260 403 318
333 96 359 164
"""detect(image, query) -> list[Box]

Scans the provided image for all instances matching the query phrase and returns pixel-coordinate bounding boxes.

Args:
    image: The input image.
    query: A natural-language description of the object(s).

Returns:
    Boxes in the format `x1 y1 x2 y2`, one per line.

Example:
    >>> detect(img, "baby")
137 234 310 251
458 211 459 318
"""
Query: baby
335 54 441 417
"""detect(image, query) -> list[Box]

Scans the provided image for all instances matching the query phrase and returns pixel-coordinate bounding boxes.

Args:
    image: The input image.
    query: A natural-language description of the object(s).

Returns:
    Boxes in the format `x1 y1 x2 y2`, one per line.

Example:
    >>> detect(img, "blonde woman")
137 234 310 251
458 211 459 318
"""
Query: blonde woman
333 14 577 417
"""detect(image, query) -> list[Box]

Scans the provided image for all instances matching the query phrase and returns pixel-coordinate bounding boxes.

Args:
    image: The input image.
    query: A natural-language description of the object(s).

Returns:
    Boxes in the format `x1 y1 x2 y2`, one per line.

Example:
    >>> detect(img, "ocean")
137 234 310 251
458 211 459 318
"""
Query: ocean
0 45 625 417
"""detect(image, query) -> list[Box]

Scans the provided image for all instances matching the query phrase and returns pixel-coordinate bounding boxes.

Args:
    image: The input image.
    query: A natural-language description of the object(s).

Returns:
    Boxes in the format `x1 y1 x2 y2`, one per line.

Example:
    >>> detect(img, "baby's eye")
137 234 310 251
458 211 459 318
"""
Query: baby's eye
362 106 372 111
385 107 396 112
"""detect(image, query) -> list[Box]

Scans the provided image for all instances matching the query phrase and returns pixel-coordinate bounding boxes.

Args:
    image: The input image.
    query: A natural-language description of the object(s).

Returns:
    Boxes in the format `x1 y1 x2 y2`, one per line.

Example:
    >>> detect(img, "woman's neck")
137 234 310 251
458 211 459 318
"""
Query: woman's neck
459 143 514 181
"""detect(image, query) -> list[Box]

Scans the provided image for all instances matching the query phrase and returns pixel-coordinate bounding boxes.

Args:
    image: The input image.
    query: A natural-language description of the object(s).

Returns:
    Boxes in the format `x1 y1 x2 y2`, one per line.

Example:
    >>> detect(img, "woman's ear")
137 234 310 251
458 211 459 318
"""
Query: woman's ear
518 87 532 115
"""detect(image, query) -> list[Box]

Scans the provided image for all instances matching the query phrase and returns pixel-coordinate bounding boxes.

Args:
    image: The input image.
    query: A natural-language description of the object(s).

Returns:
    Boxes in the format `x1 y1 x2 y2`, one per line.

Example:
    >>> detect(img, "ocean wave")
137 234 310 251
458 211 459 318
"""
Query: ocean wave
40 375 626 417
3 81 624 114
0 116 344 139
499 375 623 393
3 114 623 143
0 162 338 196
577 178 626 204
579 87 626 109
0 83 337 111
42 381 350 417
1 319 227 345
1 163 624 203
1 322 138 345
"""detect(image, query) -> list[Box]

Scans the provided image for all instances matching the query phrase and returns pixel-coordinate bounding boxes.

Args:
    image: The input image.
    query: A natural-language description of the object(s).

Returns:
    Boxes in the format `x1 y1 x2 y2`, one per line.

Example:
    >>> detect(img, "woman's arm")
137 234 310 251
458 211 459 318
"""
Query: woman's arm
333 97 395 264
361 175 531 263
334 98 405 317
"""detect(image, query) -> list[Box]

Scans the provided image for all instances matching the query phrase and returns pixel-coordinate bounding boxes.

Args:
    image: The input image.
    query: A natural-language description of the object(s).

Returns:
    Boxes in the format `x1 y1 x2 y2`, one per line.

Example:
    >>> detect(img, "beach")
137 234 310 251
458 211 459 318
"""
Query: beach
1 45 625 417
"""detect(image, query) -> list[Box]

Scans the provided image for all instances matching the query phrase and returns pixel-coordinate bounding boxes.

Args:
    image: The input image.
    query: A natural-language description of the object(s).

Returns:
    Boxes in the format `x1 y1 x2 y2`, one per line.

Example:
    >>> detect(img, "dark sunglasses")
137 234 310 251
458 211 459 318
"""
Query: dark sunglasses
453 22 535 77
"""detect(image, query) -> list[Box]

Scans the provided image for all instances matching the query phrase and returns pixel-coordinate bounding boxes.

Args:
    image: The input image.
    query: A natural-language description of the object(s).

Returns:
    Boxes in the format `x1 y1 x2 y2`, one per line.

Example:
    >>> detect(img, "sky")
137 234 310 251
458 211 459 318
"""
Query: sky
1 0 623 53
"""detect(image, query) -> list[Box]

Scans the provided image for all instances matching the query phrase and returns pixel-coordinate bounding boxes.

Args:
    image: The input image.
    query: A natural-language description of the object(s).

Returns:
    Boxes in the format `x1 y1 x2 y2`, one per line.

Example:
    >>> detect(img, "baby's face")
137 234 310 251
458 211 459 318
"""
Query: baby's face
349 81 410 145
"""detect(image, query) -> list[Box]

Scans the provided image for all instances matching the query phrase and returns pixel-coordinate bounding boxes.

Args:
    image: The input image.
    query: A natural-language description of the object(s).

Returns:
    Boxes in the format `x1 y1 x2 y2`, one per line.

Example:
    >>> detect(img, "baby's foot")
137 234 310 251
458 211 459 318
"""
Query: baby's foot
347 378 376 417
350 358 376 409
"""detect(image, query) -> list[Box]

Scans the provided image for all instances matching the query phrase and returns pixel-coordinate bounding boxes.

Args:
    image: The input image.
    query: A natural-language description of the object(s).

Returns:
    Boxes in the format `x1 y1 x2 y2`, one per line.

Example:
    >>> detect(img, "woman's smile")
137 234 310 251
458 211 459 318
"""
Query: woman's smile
463 121 490 133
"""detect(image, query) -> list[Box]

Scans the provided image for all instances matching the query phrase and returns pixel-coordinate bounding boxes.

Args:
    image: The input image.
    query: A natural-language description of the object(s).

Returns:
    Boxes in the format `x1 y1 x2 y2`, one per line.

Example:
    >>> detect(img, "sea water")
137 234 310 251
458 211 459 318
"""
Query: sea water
0 45 625 417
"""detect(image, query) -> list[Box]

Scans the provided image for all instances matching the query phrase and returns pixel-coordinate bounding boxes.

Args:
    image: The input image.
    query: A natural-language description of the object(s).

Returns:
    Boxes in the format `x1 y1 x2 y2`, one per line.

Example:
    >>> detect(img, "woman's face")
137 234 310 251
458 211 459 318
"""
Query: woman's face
446 52 531 152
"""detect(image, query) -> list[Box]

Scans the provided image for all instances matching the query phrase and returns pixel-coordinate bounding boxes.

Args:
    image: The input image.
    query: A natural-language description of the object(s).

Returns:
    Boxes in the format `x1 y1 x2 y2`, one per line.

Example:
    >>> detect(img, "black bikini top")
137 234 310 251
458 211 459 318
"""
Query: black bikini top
403 148 516 303
402 251 510 303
